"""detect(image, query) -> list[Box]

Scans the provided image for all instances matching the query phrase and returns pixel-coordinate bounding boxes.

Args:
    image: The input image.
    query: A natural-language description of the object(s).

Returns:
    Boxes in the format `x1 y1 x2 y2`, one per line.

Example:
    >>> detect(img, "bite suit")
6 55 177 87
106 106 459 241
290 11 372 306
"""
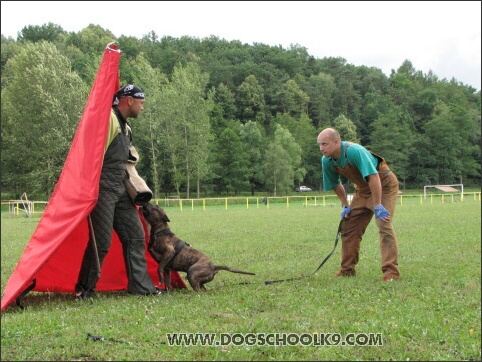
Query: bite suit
75 108 157 295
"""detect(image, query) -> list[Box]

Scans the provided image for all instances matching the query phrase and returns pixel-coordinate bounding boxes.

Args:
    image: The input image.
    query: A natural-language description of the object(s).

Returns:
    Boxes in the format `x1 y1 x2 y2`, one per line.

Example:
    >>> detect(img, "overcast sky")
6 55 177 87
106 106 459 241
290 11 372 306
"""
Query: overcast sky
1 1 480 90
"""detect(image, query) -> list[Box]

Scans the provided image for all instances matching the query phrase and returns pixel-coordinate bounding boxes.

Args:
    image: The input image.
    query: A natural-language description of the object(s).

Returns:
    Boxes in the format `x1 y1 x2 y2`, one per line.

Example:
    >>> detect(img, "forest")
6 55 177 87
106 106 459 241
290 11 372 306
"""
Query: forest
1 23 480 199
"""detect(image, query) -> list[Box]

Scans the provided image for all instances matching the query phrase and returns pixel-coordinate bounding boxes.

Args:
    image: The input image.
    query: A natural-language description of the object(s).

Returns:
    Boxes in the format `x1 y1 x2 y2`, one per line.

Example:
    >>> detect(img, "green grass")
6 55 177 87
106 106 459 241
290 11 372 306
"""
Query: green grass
1 200 481 361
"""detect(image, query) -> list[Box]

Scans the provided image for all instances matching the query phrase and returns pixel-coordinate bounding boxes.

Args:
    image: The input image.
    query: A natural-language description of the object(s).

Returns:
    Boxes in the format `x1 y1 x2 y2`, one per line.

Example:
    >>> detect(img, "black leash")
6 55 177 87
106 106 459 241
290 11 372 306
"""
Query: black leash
264 220 342 285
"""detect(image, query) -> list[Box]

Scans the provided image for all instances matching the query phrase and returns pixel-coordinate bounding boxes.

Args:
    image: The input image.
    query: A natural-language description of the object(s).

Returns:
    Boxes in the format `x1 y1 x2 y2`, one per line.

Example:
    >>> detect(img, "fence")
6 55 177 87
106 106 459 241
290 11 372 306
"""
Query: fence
2 192 480 216
150 192 481 211
1 200 48 216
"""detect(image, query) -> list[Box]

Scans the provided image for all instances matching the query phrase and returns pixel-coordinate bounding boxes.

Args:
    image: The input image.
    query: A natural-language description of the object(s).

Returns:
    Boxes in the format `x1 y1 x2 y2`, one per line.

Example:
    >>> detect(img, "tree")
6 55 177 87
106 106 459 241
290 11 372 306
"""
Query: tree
260 124 304 194
1 41 88 198
302 72 336 128
277 79 310 118
369 108 414 188
239 121 266 195
172 62 213 198
151 62 213 197
17 22 66 43
213 127 250 195
360 92 394 144
214 82 237 121
411 88 438 130
1 36 21 76
158 86 186 195
262 142 293 196
61 25 117 84
128 53 169 198
274 112 317 187
389 72 415 107
332 114 359 142
422 101 480 184
236 74 267 125
64 24 115 55
1 28 481 191
273 125 305 182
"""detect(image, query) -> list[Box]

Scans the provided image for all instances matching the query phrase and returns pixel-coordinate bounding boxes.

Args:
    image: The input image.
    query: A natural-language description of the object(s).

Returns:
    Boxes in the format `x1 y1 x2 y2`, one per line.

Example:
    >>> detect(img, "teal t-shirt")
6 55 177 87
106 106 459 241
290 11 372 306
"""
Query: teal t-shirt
321 142 378 191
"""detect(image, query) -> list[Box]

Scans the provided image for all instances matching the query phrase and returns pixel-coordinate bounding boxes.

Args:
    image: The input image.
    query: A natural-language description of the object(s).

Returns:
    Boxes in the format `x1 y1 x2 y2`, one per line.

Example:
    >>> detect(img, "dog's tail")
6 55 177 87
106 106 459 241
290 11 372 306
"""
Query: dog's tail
215 266 256 275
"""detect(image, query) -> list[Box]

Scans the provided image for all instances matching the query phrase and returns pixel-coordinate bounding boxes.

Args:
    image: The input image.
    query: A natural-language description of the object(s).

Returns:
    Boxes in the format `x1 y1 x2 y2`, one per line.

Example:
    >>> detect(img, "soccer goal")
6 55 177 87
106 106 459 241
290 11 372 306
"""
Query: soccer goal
423 184 464 199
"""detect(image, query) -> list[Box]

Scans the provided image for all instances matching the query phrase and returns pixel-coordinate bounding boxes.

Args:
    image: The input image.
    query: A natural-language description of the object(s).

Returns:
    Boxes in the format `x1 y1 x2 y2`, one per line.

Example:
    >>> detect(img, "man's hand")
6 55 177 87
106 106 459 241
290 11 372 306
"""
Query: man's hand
340 206 351 219
374 204 390 221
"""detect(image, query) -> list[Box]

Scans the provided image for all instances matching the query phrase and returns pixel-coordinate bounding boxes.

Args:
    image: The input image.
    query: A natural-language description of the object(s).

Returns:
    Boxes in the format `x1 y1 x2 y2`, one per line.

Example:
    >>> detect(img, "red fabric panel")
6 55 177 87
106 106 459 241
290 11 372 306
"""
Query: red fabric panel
29 210 187 293
1 44 186 312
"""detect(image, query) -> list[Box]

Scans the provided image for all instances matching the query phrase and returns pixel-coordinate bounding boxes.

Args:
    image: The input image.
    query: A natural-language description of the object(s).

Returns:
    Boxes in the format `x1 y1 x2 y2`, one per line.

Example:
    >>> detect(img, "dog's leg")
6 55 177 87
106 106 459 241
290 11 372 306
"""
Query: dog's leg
157 266 166 286
186 266 202 292
186 262 216 292
149 248 166 286
164 269 172 291
149 246 176 289
186 273 201 292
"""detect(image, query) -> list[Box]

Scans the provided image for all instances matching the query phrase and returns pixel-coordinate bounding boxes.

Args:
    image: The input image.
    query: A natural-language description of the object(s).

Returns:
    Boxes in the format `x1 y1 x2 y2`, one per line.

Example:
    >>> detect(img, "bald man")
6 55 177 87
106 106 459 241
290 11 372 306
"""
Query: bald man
317 128 400 281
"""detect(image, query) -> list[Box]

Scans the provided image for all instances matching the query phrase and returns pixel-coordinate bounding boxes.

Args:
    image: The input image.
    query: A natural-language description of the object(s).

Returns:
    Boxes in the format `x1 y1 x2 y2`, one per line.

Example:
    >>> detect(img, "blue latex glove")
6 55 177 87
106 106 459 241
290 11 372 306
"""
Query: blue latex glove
340 206 351 219
374 204 390 219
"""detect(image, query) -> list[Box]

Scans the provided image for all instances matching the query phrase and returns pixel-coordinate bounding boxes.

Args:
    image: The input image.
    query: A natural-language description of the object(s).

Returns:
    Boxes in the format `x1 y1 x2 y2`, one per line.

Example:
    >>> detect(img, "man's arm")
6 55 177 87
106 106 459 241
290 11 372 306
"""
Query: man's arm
367 174 391 222
334 183 349 207
334 183 352 219
367 174 382 206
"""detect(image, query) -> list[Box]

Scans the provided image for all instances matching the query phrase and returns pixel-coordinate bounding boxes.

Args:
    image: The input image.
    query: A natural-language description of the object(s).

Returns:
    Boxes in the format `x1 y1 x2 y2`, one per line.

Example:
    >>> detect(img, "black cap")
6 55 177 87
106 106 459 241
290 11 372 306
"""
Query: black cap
113 84 145 105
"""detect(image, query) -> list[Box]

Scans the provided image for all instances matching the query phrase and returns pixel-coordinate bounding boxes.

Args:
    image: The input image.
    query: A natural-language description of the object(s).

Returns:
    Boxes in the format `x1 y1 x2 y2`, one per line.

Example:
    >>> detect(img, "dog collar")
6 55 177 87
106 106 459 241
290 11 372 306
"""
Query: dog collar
174 240 189 253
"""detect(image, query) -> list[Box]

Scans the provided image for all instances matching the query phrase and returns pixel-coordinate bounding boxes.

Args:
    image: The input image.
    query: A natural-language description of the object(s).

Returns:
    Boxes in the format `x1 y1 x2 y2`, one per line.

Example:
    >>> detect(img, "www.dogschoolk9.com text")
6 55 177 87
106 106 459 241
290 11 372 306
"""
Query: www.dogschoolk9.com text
166 332 383 347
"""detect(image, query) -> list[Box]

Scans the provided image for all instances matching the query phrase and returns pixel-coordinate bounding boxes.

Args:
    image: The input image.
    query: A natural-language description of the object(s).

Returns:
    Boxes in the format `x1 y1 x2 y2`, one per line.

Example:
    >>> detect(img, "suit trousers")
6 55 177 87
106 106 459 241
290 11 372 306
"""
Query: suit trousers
76 171 157 294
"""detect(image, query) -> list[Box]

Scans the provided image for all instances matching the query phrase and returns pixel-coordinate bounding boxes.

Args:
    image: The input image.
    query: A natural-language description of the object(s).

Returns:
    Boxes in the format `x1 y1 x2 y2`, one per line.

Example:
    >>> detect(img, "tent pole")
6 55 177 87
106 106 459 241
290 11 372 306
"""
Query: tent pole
87 215 101 279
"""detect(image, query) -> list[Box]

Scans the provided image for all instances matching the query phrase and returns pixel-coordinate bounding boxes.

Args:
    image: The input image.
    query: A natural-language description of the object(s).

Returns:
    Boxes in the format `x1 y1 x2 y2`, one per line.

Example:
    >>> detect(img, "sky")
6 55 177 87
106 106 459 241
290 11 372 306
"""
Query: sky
1 1 481 90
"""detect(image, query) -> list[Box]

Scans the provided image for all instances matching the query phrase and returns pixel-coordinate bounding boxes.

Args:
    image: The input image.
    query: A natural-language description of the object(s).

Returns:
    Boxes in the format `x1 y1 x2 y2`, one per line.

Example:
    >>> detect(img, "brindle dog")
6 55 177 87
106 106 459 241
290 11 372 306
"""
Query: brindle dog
141 203 255 292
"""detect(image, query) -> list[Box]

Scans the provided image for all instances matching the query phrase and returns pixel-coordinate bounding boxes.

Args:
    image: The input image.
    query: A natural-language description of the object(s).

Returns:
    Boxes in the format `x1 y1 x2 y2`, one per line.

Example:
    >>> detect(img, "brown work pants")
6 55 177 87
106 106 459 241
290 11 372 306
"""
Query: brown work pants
339 171 400 279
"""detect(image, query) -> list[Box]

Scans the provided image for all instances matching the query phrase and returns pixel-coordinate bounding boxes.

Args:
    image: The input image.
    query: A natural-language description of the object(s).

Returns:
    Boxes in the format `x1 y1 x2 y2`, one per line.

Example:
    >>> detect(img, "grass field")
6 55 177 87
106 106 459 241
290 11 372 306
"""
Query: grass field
1 199 481 361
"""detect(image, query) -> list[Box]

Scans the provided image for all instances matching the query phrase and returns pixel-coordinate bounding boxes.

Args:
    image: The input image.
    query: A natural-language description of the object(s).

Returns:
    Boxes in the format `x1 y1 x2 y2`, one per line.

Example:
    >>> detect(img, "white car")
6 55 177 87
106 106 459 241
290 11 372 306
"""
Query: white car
295 186 312 192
